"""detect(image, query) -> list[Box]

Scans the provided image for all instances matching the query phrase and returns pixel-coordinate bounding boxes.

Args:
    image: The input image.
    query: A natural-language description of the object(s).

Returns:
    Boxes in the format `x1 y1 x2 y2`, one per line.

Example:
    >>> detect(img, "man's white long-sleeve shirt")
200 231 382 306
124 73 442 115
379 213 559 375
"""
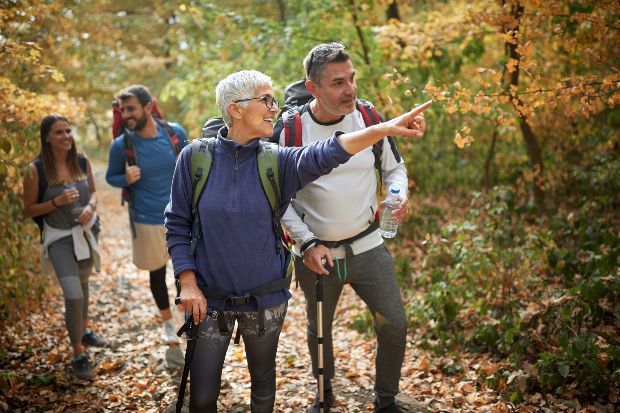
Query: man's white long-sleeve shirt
273 104 408 259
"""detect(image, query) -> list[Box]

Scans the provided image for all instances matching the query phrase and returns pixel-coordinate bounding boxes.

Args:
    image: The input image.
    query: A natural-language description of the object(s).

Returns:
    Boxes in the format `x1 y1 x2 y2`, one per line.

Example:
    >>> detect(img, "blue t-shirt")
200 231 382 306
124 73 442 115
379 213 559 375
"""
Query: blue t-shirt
106 122 188 225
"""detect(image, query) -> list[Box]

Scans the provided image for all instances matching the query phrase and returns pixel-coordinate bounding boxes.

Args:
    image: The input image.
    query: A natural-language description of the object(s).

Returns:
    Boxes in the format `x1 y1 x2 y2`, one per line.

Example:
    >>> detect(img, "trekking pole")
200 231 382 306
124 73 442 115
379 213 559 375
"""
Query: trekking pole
316 257 327 413
175 308 218 413
176 314 198 413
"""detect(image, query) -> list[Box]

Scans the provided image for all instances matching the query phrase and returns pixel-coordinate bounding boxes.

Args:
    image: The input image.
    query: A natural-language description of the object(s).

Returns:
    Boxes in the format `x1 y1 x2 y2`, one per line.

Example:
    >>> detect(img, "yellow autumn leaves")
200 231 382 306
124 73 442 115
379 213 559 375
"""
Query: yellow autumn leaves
454 126 475 149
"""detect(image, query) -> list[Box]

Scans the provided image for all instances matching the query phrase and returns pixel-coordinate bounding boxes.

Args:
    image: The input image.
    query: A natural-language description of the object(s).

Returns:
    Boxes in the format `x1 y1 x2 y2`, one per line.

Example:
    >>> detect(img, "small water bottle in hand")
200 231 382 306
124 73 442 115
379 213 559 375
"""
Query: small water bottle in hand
64 182 83 218
380 184 401 239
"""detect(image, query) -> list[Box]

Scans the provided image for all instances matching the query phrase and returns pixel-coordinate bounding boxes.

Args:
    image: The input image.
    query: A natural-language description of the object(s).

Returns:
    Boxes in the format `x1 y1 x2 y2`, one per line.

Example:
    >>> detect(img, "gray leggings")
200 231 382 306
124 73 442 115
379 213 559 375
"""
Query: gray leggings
189 302 287 413
48 236 93 345
296 244 407 400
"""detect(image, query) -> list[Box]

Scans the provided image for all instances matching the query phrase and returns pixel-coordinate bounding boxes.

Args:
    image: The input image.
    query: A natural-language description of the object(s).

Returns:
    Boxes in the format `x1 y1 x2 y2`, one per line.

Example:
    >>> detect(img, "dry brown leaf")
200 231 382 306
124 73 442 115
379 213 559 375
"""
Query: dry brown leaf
417 357 432 371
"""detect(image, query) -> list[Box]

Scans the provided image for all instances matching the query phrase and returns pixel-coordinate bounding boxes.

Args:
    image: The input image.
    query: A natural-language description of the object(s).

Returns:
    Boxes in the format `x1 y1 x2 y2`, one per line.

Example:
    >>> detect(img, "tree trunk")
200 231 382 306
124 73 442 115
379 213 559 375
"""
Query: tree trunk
386 1 401 21
348 0 392 111
503 1 545 208
518 117 545 206
277 0 286 24
349 0 371 65
87 112 102 144
483 122 498 189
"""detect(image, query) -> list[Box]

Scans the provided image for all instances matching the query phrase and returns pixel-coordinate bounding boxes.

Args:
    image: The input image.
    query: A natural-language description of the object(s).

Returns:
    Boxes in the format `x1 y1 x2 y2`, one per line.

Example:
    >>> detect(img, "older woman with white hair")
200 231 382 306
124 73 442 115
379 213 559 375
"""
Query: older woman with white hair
164 69 430 412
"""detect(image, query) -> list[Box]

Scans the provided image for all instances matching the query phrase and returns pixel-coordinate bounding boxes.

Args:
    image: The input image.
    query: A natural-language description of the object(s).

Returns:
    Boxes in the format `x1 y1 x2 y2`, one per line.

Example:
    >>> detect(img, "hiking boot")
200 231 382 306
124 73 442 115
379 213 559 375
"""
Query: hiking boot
162 319 179 345
374 399 410 413
81 328 106 347
71 354 93 380
307 388 333 413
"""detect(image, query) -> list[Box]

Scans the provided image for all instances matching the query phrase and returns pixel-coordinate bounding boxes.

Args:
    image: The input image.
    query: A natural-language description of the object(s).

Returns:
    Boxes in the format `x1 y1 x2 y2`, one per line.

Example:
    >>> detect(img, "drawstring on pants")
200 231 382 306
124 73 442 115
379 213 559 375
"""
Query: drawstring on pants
334 256 348 282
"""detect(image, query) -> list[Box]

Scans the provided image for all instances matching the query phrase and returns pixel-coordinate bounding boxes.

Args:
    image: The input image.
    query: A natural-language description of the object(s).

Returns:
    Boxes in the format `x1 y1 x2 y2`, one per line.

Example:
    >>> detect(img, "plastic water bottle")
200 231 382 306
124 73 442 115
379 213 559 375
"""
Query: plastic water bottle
64 182 83 218
379 184 401 239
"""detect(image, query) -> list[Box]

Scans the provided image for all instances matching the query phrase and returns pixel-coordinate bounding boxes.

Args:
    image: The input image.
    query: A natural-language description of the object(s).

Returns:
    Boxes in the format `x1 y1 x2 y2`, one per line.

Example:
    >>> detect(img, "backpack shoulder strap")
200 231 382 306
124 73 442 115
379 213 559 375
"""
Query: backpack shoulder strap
282 105 307 147
77 154 88 173
356 99 382 126
33 157 46 204
122 132 137 166
256 141 280 214
356 99 386 188
190 137 215 212
257 141 287 254
356 99 401 162
188 137 215 256
159 119 183 157
32 158 46 241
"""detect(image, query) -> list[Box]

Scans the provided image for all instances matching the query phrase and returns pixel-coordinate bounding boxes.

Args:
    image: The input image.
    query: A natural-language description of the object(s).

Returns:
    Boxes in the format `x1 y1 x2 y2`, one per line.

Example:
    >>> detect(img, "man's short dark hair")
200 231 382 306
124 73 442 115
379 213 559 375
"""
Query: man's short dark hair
303 42 351 84
116 84 152 106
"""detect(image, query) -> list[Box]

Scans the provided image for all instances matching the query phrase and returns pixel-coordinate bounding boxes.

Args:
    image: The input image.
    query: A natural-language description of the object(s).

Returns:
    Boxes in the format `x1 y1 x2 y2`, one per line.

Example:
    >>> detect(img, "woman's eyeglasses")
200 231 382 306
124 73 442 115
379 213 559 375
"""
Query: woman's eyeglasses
234 95 279 110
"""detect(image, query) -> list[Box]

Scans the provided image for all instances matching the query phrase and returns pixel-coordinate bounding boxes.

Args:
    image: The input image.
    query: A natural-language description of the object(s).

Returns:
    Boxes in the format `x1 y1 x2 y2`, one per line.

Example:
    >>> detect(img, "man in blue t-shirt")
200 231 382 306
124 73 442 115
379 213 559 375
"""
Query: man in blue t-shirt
106 85 188 344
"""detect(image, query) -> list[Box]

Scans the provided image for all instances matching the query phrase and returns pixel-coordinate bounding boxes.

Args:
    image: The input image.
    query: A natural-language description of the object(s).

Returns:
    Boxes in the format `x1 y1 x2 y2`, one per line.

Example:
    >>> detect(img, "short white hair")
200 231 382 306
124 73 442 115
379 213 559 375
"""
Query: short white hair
215 70 273 126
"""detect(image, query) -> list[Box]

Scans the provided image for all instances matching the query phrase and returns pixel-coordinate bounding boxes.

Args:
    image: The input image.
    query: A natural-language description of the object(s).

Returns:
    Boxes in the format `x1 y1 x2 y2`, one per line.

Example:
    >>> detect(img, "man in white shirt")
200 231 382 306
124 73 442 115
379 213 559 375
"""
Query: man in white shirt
272 42 426 413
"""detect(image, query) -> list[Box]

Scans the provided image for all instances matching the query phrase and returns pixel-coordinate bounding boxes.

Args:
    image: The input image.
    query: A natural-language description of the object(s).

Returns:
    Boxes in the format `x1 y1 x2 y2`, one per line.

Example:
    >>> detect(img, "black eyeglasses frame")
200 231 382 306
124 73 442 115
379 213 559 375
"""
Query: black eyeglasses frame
234 95 279 110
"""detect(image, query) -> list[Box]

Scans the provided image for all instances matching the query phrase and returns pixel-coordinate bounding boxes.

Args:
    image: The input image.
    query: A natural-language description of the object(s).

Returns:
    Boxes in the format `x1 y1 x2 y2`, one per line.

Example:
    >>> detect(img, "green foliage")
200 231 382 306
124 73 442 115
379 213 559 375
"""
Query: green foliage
347 309 375 336
0 125 48 321
25 373 56 387
405 177 619 398
537 333 620 396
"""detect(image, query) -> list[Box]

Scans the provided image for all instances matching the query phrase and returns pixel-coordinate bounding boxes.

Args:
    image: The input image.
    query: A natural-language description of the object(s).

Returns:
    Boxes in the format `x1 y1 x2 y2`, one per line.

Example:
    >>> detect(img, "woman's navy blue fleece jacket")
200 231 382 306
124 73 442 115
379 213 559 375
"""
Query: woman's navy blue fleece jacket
164 127 351 311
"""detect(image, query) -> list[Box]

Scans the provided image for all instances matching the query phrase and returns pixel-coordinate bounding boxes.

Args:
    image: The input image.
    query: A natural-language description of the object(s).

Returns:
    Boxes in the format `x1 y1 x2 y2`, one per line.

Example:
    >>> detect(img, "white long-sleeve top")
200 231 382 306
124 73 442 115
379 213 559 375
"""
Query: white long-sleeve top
274 105 408 259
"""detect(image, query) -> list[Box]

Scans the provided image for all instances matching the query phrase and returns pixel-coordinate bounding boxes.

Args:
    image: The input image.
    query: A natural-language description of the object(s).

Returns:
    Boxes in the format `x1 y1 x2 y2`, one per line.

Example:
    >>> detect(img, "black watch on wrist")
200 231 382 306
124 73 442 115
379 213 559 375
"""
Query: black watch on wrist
300 238 320 256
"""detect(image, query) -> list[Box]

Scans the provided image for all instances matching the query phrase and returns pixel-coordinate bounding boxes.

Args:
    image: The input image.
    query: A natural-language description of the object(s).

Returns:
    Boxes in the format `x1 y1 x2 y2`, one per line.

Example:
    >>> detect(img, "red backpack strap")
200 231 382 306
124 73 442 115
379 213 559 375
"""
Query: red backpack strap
356 99 381 127
356 99 385 188
151 97 164 120
112 101 124 139
123 133 137 166
159 119 182 156
283 108 303 147
293 112 302 146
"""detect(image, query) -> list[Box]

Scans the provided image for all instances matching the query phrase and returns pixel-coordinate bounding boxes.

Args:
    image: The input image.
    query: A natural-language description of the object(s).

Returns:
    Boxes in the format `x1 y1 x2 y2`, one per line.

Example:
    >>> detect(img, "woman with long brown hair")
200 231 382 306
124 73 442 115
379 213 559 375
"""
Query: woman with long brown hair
23 114 105 380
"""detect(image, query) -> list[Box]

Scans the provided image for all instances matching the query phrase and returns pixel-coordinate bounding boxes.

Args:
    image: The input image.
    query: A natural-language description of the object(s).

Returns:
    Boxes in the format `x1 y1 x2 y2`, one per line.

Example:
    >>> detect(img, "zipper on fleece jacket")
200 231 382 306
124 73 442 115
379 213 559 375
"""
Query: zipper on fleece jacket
231 149 239 211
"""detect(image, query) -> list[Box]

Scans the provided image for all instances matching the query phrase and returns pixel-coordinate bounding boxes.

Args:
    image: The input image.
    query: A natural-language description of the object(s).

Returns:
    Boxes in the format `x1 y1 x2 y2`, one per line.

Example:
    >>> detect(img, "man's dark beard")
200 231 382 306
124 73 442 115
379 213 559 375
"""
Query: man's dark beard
126 113 148 132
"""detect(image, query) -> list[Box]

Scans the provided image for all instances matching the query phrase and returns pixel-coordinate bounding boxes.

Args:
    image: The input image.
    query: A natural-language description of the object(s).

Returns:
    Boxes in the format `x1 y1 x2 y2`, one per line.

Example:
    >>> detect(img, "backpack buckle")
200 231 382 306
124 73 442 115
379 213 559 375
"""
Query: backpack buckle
228 294 252 306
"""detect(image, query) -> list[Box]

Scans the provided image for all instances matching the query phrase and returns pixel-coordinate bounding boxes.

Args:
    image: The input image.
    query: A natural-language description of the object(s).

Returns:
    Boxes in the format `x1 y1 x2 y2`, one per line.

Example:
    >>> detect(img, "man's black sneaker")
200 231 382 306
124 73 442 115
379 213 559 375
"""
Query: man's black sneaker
81 328 106 347
374 399 410 412
307 388 333 413
71 354 93 380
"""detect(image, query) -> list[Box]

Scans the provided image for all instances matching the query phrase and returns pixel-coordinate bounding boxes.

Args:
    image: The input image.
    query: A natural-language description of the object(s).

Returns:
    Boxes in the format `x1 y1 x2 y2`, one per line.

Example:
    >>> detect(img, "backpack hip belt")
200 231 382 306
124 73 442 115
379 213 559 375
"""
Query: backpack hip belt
198 273 292 342
318 220 380 249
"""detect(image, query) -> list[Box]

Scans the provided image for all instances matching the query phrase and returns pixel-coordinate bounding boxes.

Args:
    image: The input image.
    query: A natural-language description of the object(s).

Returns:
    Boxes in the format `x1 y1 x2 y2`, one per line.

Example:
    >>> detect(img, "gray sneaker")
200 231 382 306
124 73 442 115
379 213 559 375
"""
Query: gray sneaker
162 320 179 345
71 354 93 380
81 328 106 347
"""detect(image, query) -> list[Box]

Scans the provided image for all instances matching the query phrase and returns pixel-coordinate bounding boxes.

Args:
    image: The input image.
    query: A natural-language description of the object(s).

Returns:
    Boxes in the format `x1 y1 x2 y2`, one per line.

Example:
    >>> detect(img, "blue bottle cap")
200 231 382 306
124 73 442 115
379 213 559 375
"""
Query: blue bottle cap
388 184 400 195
